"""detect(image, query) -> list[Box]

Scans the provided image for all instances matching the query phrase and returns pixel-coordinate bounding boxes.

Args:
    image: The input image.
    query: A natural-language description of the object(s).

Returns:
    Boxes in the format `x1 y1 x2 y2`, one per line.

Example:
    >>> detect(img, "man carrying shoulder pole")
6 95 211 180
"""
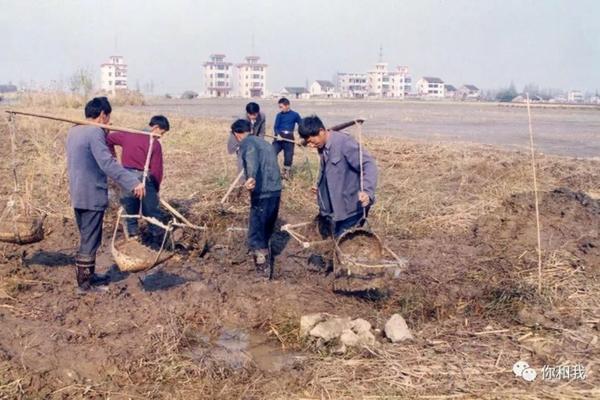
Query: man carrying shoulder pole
66 97 145 292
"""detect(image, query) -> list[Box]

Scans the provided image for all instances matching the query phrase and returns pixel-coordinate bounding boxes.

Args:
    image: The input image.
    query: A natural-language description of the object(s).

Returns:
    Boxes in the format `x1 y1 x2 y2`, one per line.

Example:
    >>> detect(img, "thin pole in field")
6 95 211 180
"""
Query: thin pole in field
526 93 543 294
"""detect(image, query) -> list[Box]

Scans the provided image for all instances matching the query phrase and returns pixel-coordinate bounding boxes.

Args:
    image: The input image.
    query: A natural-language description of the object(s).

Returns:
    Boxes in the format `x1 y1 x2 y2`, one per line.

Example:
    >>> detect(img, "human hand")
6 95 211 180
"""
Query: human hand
358 191 370 207
133 183 146 198
311 186 317 195
245 177 256 191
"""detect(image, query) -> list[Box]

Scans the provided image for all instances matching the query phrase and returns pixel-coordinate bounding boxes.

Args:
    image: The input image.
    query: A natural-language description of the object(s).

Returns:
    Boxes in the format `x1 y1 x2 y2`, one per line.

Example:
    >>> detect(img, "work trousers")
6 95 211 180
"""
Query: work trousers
272 140 295 168
74 208 104 259
248 195 281 251
120 169 165 238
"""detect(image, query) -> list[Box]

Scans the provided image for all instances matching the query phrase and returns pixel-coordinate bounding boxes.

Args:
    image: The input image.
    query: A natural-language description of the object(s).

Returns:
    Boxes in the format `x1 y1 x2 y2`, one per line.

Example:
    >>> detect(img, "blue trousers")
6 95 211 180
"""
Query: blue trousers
272 140 295 167
248 195 280 250
120 169 165 237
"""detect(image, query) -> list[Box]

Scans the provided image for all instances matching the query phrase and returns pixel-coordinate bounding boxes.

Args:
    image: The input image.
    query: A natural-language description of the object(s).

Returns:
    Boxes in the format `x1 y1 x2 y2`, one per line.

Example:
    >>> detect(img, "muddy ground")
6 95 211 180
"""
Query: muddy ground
0 108 599 399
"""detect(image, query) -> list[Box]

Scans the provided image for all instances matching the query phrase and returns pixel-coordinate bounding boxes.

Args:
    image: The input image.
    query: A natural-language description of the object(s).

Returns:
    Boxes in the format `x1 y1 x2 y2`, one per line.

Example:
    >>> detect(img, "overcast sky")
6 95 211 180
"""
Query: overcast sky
1 0 599 95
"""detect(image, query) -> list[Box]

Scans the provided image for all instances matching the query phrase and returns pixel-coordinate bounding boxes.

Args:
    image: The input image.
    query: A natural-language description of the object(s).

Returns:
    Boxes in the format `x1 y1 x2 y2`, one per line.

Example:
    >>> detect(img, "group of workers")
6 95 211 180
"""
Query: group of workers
65 96 378 293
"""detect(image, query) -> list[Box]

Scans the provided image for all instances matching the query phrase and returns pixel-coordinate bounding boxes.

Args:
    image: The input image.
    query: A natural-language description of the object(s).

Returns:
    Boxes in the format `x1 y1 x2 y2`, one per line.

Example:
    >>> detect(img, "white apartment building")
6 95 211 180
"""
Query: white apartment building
417 77 445 97
337 72 368 98
100 56 128 94
567 90 584 103
366 63 411 98
203 54 233 97
236 56 267 98
388 65 412 98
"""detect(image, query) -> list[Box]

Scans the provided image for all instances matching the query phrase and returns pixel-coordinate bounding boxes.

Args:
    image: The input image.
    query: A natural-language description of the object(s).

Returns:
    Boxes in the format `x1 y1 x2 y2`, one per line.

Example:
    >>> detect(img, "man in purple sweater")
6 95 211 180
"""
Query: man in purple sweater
107 115 169 247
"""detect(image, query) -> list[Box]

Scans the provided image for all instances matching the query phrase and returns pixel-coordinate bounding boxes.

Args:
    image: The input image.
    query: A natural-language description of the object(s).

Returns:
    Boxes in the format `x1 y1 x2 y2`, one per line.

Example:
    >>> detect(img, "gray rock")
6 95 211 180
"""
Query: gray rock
384 314 414 343
300 313 329 337
340 329 360 347
309 317 352 341
350 318 372 334
357 329 376 346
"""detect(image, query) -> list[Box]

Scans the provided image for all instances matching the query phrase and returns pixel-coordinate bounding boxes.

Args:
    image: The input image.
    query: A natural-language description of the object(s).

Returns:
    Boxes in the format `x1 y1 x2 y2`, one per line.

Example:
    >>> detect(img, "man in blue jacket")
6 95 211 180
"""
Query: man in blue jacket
230 119 282 272
66 97 145 292
272 97 301 179
298 115 378 238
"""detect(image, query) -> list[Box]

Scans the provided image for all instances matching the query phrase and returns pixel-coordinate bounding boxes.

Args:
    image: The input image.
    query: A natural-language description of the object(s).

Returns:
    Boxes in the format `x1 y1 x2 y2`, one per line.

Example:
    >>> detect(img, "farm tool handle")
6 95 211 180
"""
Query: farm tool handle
159 199 204 230
262 120 366 147
6 113 19 193
220 170 245 204
4 110 161 137
356 120 367 221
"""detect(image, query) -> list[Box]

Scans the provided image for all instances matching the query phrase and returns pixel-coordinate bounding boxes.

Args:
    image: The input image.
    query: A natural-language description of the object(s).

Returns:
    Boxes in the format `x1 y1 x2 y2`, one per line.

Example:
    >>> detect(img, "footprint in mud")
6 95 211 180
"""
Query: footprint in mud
139 270 187 291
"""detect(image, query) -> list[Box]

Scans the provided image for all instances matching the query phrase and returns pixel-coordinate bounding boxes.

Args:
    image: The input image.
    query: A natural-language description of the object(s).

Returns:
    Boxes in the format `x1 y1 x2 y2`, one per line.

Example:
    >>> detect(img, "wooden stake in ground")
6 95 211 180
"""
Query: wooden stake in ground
526 93 543 294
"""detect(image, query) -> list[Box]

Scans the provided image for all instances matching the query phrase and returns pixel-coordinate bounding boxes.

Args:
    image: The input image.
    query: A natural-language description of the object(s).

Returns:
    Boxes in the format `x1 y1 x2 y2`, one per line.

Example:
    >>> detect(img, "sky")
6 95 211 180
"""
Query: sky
1 0 599 95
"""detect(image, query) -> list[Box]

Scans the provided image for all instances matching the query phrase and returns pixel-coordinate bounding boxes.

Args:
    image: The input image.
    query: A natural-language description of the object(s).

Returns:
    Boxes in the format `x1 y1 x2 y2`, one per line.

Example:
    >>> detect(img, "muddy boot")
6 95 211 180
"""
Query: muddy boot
75 255 108 293
253 249 269 276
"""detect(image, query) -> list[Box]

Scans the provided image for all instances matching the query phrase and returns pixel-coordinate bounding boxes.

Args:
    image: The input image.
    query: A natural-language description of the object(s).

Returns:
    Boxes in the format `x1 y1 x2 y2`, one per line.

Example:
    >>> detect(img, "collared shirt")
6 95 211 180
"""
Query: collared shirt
273 109 301 138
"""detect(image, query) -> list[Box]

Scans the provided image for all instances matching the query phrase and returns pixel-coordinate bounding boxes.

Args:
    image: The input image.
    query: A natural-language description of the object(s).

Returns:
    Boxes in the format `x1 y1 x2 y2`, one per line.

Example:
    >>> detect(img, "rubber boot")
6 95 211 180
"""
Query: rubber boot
75 254 108 292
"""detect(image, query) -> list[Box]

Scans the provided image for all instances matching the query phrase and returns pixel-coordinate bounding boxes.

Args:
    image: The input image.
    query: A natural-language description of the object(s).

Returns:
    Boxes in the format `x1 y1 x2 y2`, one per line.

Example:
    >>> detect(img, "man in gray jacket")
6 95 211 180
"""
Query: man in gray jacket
66 97 144 291
298 115 377 238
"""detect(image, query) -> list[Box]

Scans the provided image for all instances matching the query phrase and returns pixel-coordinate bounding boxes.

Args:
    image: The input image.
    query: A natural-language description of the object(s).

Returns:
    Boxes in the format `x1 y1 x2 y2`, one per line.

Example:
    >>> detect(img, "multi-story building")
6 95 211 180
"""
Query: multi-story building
203 54 233 97
236 56 267 98
388 65 412 98
337 72 368 98
100 56 128 94
417 77 445 97
365 63 411 98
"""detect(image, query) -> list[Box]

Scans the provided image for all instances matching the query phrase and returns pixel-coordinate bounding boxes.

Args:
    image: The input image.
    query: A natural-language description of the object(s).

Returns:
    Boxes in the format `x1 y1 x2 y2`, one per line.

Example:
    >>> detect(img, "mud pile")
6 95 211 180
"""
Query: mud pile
473 187 600 267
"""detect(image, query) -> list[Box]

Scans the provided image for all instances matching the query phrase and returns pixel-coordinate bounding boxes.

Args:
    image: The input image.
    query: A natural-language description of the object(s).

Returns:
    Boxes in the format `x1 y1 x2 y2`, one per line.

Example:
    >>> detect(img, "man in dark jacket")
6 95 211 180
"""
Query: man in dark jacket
273 97 301 179
298 115 378 238
230 119 282 270
66 97 145 291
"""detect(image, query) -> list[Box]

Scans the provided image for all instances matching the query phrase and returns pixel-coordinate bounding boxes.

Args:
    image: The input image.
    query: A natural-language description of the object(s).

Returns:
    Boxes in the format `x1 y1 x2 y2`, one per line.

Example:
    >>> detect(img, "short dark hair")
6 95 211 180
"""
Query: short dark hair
278 97 290 106
97 96 112 115
149 115 170 131
246 102 260 114
298 115 325 139
84 98 104 119
231 119 251 134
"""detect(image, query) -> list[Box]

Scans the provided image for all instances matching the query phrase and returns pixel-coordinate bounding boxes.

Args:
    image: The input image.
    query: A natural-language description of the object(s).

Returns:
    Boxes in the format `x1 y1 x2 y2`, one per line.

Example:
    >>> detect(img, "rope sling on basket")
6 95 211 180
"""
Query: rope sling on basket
0 113 45 244
110 133 174 272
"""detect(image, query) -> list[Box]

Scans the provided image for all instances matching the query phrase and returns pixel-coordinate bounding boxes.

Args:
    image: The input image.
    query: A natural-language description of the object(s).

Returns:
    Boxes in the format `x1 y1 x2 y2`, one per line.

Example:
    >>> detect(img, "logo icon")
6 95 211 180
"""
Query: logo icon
513 360 537 382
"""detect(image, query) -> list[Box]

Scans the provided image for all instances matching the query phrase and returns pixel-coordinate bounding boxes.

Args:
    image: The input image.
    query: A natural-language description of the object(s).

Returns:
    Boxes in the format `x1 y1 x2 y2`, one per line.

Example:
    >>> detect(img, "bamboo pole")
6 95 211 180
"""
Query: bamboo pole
526 93 543 294
4 110 161 137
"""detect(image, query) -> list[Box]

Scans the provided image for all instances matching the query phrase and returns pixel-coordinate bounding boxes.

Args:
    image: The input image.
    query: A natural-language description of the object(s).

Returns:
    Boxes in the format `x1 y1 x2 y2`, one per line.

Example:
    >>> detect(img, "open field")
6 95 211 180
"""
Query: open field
0 98 599 399
132 98 600 158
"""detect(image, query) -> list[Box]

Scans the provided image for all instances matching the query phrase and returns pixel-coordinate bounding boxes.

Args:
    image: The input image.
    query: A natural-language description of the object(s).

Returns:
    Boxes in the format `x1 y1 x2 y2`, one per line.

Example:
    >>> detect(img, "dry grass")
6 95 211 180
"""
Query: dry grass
0 97 599 399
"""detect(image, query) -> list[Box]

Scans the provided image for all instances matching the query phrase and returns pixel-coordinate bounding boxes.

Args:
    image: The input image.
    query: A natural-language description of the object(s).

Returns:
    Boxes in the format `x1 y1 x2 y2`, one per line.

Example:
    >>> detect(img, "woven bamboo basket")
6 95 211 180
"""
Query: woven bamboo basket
111 238 173 272
0 216 45 244
333 228 407 292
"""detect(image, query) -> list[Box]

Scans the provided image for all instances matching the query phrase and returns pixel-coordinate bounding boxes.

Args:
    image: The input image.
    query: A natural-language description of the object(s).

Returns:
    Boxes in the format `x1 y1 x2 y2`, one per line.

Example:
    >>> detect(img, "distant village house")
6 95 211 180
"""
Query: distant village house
458 84 481 100
310 80 337 98
281 87 310 99
417 77 445 98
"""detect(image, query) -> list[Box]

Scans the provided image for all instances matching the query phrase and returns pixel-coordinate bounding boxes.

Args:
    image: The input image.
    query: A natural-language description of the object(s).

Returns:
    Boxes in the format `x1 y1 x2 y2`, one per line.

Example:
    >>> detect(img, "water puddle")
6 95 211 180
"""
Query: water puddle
187 327 300 372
